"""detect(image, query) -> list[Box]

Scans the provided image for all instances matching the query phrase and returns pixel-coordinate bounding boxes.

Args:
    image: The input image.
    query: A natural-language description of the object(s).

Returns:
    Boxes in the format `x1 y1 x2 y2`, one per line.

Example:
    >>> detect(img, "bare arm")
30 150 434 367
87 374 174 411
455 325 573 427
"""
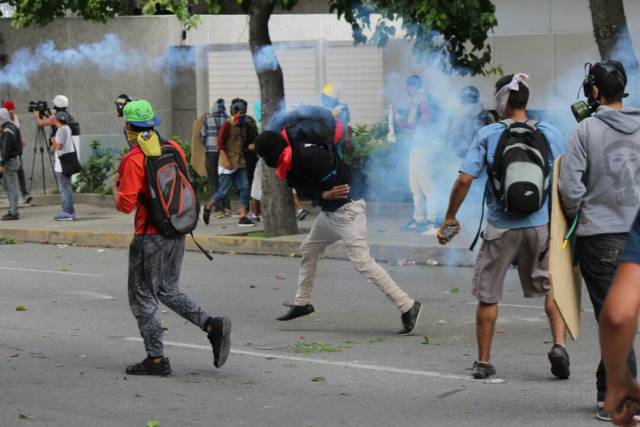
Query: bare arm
437 172 474 245
601 262 640 426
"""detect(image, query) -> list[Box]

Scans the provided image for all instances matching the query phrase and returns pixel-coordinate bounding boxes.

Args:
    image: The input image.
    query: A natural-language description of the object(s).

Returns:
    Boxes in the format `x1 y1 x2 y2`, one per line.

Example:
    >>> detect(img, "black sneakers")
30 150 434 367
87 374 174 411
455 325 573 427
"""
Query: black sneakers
1 212 19 221
207 317 232 368
398 301 422 335
238 217 255 227
472 361 496 379
126 357 172 376
277 304 315 321
548 344 571 379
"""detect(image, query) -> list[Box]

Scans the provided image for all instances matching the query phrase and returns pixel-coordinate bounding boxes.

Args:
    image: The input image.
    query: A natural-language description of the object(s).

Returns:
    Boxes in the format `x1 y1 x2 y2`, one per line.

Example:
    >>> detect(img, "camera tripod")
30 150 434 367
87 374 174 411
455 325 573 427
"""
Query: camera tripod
28 125 58 194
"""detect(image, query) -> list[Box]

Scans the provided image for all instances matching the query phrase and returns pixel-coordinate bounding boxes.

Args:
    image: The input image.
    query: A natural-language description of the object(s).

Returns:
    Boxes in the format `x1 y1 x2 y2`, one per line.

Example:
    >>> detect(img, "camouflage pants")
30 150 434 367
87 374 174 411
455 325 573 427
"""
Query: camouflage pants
128 234 210 358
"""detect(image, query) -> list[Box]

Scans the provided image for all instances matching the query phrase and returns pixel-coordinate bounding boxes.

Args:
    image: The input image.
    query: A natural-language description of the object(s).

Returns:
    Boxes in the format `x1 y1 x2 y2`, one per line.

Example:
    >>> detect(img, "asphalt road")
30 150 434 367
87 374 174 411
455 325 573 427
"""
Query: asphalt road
0 242 608 426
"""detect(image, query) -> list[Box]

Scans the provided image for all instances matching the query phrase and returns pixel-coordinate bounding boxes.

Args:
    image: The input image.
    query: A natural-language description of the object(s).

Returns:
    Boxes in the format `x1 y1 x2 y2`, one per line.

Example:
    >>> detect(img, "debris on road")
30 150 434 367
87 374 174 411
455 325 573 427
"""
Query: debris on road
422 336 430 345
450 288 460 294
276 273 287 280
437 320 446 325
0 236 18 244
484 378 507 384
393 258 415 266
311 376 326 383
15 305 27 311
426 259 439 266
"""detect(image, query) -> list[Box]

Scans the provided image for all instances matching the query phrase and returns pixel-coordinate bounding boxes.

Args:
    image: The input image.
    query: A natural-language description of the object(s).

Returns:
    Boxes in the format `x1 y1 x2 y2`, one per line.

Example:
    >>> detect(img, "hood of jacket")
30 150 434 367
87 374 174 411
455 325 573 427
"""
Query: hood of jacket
595 106 640 135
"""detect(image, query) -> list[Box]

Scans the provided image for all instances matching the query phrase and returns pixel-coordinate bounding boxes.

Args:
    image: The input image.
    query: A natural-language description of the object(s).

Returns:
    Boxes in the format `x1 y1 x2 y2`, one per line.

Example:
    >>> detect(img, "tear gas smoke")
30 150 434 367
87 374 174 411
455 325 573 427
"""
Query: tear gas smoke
0 33 197 90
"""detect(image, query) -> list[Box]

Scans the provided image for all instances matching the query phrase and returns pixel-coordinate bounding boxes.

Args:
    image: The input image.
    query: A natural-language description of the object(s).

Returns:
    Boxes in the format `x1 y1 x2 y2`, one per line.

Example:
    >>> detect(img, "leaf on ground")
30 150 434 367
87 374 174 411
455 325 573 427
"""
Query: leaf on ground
15 305 27 311
422 336 430 345
450 288 460 294
248 285 256 289
18 413 35 419
367 337 385 343
145 421 160 427
311 376 326 382
0 236 18 244
60 267 69 272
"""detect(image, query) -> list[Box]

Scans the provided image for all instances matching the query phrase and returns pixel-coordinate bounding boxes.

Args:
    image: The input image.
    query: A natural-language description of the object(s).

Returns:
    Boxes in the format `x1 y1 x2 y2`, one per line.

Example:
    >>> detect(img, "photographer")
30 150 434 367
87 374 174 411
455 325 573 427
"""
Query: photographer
0 107 23 220
33 95 78 142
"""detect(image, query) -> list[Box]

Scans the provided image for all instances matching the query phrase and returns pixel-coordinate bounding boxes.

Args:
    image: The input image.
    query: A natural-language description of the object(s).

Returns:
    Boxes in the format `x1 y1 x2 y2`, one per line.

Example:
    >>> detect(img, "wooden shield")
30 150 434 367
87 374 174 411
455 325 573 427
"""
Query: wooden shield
190 113 207 177
549 156 582 340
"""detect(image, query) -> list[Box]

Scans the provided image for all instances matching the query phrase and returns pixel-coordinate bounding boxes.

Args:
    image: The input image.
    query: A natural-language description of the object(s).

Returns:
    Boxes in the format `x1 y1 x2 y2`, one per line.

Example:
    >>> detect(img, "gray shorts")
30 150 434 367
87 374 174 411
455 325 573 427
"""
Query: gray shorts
472 225 551 304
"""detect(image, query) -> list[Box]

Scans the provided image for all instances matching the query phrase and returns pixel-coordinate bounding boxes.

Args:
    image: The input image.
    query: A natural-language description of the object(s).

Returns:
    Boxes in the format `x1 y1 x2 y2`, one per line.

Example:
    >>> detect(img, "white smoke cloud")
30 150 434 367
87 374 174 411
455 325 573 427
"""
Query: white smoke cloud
0 33 197 90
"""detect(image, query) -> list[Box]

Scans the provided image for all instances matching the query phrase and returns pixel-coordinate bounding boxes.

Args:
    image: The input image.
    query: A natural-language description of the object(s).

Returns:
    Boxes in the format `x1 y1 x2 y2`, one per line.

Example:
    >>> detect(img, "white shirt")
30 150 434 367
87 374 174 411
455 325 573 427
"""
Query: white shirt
53 125 75 173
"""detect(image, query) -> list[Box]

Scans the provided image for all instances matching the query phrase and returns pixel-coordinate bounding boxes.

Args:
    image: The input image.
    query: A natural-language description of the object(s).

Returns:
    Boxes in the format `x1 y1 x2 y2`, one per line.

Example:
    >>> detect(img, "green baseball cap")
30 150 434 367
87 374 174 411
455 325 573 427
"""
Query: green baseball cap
123 99 161 128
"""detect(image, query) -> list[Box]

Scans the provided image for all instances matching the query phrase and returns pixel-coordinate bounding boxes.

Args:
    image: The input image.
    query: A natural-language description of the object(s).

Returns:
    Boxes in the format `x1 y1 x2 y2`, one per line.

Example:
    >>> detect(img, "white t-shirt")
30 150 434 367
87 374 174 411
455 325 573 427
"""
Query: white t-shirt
53 125 75 173
10 114 19 128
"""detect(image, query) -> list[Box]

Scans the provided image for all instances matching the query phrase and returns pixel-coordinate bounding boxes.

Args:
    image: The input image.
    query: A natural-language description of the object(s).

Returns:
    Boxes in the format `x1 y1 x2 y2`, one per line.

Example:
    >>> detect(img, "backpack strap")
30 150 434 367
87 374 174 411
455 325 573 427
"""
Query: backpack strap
469 180 488 252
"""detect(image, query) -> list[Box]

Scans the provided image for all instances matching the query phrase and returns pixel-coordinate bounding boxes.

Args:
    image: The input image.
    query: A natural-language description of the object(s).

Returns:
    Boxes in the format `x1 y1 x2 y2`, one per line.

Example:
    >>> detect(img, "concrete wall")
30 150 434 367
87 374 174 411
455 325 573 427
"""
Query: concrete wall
2 0 640 191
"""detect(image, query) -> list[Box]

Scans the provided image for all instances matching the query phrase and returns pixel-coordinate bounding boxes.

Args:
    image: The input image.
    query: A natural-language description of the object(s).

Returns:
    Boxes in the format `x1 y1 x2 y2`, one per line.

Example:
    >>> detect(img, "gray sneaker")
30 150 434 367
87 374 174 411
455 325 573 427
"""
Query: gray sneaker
472 361 497 379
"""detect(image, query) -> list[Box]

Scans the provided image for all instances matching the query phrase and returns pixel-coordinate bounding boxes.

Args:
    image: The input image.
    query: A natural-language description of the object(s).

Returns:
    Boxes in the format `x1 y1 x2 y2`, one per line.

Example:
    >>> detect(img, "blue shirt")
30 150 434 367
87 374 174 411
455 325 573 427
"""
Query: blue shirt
621 209 640 264
459 121 564 229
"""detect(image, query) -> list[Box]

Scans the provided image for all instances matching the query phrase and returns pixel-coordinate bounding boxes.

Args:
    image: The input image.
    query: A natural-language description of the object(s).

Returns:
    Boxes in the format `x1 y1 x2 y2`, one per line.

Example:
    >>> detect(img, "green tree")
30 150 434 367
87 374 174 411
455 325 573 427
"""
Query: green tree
9 0 498 236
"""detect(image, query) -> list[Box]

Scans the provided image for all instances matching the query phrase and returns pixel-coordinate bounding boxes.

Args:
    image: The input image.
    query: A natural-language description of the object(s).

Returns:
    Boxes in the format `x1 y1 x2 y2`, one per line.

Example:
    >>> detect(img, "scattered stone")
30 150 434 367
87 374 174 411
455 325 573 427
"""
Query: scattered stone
437 320 446 325
426 259 439 266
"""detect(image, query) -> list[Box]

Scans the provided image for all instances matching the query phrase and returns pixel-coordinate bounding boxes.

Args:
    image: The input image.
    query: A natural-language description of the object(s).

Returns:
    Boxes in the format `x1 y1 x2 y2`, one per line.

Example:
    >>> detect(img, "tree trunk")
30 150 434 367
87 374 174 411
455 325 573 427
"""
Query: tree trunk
248 0 299 236
589 0 640 106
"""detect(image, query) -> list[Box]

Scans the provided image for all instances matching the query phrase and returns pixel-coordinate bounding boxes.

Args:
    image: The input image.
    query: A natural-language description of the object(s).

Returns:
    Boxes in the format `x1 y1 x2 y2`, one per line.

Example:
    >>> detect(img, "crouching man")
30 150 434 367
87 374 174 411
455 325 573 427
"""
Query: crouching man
255 106 422 334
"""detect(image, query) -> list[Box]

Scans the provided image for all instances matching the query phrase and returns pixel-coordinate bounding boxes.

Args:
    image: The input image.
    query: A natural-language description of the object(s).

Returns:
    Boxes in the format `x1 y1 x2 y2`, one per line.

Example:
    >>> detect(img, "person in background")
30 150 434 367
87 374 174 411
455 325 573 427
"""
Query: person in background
200 99 230 217
202 98 257 227
0 108 22 220
398 75 438 235
51 111 76 221
3 100 31 204
447 86 494 159
321 83 353 159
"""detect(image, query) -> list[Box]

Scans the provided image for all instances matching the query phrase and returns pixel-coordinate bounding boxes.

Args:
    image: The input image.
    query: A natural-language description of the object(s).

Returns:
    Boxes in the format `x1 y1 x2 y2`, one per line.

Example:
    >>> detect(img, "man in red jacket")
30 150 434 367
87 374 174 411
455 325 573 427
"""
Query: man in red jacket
113 100 231 376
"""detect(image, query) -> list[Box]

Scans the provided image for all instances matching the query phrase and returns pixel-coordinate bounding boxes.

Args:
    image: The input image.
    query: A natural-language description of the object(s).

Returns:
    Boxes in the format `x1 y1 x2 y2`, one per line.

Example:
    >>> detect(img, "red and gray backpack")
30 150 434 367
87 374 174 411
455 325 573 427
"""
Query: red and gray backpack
143 140 212 259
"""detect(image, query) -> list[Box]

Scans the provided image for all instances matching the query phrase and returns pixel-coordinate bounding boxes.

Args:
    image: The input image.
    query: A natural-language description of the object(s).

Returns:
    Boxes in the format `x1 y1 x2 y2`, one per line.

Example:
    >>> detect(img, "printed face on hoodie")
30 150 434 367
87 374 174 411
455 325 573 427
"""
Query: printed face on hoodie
605 140 640 206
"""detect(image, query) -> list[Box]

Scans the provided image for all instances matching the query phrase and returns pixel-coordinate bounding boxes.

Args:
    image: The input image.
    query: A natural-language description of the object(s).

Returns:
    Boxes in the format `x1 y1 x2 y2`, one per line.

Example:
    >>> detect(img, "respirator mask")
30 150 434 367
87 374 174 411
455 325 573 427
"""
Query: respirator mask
571 61 628 122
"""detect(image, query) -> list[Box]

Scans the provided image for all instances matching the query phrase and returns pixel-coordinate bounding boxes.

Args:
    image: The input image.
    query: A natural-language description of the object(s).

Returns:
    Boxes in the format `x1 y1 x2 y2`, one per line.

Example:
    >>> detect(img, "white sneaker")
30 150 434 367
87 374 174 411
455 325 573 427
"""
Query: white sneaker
421 224 438 236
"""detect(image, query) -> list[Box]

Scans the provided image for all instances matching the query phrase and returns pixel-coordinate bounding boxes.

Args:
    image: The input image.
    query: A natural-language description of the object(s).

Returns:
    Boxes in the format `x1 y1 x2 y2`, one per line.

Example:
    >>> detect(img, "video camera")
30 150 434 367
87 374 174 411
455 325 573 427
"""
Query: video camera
28 100 50 116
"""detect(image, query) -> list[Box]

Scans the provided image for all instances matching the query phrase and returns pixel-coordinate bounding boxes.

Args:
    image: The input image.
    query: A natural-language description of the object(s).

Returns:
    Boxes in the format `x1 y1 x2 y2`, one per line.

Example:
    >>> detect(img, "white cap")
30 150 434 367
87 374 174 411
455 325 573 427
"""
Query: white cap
52 95 69 109
0 108 10 124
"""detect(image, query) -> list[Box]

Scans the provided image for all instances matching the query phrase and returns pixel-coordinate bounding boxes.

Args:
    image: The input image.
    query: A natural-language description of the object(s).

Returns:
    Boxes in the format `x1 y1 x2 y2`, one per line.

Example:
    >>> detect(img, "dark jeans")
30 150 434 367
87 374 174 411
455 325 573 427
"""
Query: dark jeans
576 233 638 401
214 168 249 209
244 151 257 190
16 155 28 196
205 151 230 210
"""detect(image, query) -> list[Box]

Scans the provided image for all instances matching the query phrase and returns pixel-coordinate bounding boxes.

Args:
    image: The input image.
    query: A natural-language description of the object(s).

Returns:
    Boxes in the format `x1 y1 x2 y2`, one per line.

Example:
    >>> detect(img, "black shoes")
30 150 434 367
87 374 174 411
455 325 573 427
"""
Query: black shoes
1 212 19 221
202 206 212 225
548 344 570 379
398 301 422 335
207 317 232 368
126 357 172 376
277 304 315 321
472 361 497 379
238 217 255 227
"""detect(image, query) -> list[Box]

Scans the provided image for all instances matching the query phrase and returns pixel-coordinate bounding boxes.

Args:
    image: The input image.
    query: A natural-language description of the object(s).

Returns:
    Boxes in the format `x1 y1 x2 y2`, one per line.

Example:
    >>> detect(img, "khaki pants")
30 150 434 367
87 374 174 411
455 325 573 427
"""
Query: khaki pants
295 200 414 312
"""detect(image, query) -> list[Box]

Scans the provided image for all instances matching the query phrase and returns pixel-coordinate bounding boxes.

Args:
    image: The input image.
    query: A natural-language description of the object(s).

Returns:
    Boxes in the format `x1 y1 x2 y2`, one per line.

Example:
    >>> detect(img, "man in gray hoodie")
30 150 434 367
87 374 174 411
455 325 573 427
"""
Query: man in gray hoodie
559 60 640 421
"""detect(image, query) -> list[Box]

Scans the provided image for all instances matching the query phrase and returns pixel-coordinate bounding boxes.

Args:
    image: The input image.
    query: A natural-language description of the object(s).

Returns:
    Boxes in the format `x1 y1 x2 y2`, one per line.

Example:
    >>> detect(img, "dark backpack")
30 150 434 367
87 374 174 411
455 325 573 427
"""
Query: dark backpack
489 120 550 215
144 140 199 236
143 140 212 259
65 112 80 136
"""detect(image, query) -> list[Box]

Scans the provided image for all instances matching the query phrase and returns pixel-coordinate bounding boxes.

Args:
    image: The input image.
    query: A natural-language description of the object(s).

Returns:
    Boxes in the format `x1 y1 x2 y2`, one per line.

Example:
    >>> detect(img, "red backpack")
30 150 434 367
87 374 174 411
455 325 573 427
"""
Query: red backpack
144 140 212 259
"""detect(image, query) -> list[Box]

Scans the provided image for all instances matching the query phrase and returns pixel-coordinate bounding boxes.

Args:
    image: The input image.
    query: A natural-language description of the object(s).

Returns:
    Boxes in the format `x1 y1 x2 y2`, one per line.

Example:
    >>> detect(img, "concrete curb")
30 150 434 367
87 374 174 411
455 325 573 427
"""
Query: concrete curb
0 226 475 267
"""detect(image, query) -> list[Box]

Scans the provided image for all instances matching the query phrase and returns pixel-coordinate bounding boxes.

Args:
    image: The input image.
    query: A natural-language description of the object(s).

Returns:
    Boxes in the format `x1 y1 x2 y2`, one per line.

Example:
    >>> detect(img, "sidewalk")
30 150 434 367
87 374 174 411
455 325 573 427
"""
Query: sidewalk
0 195 478 266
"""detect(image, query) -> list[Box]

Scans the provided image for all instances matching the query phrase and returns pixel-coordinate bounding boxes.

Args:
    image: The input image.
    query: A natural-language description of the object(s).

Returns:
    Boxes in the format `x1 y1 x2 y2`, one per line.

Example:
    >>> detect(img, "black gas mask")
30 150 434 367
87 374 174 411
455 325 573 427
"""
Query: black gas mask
571 61 628 122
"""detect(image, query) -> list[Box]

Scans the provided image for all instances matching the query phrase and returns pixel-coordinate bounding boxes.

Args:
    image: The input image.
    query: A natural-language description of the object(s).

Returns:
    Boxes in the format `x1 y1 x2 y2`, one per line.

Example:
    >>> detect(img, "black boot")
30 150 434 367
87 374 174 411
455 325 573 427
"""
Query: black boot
207 317 232 368
398 301 422 335
125 357 171 376
277 304 315 321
